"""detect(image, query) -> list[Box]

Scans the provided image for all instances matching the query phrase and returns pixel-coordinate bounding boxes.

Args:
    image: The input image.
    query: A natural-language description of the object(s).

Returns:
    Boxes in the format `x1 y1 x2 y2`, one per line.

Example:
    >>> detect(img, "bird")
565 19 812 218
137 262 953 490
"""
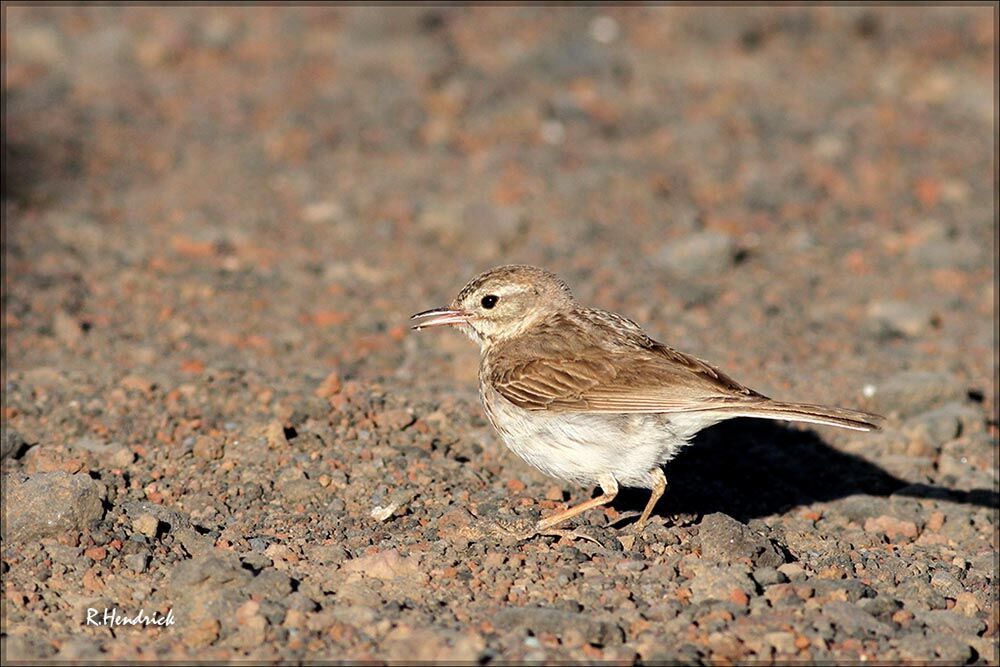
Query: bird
411 264 882 539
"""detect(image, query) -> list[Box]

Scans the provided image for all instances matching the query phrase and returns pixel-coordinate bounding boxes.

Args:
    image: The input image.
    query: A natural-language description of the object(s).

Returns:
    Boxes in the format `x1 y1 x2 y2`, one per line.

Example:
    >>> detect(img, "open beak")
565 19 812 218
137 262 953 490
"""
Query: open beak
410 307 470 330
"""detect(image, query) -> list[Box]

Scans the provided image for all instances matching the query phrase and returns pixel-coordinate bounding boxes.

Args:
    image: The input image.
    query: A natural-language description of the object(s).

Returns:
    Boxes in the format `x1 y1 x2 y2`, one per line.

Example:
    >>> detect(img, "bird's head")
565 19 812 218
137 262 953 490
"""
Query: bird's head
411 264 576 346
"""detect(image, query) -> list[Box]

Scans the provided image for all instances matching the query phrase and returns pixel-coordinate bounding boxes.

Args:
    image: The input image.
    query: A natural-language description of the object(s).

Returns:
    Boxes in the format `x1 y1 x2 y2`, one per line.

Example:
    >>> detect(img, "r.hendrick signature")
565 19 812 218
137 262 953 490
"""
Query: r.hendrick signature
86 607 175 627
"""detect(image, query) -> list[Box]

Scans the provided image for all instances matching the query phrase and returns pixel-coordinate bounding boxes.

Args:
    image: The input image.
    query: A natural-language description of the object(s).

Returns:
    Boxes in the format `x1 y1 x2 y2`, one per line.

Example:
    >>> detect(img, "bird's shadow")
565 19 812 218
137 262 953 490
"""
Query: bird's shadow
613 418 997 523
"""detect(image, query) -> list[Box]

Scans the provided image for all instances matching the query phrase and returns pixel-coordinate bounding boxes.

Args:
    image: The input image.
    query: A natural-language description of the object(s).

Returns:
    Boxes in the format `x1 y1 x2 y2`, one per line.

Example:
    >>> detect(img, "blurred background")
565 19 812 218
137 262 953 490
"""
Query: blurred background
3 4 995 422
2 7 996 663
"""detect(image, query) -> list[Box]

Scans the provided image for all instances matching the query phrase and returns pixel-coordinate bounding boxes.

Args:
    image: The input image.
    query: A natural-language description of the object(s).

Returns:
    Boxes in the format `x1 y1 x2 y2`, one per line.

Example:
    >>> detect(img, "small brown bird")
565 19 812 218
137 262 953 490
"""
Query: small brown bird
412 265 882 538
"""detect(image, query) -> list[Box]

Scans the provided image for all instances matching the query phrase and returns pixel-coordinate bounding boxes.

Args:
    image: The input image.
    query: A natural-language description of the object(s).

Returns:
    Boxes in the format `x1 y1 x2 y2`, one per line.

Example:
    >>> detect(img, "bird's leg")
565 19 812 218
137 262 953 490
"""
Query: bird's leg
634 467 667 531
535 475 619 532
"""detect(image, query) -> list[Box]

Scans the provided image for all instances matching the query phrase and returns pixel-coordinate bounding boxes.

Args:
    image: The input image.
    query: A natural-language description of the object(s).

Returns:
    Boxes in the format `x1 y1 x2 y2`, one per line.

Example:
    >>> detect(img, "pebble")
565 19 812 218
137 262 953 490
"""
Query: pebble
53 311 84 346
904 402 982 447
652 231 736 277
863 515 919 541
697 512 785 568
687 563 757 604
1 427 28 460
277 477 320 503
777 563 807 582
263 421 287 449
125 553 148 573
863 370 968 417
2 472 105 542
314 369 342 398
132 513 161 538
906 222 982 270
752 566 789 587
951 592 980 617
821 600 893 637
915 610 986 638
763 630 798 654
193 435 224 460
493 607 624 646
376 408 416 431
341 549 425 582
84 546 107 561
866 300 936 338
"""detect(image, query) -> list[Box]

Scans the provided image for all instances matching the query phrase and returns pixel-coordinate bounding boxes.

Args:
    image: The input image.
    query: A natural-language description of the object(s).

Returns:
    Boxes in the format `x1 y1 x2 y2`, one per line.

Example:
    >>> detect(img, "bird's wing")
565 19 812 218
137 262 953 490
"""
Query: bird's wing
491 339 766 414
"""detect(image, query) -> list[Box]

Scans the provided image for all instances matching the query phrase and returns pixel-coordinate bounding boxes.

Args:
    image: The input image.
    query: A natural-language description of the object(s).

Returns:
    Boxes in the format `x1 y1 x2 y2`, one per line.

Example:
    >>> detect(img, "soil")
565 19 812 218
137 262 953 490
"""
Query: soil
3 5 997 664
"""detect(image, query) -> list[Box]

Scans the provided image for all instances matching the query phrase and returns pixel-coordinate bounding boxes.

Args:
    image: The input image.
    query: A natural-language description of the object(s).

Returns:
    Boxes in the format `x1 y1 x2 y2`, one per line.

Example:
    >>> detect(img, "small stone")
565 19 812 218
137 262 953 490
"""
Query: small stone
2 472 105 542
864 371 967 418
588 15 620 44
821 600 893 637
341 549 426 582
84 546 107 561
314 370 342 398
124 553 148 573
376 408 416 431
9 24 64 65
728 588 750 606
53 311 83 345
120 375 156 393
752 566 788 587
858 596 901 617
904 402 982 447
929 571 963 598
302 200 344 224
777 563 807 581
926 511 946 532
764 631 798 654
56 638 102 660
2 427 28 460
653 231 736 277
264 421 287 449
952 592 980 616
864 515 919 541
688 562 756 604
277 478 320 503
132 513 161 539
907 222 982 270
185 618 220 647
892 609 914 625
192 435 224 460
371 503 398 522
493 607 623 646
82 567 105 592
110 446 135 467
916 609 986 637
436 507 475 539
866 300 936 338
303 543 348 566
697 512 784 567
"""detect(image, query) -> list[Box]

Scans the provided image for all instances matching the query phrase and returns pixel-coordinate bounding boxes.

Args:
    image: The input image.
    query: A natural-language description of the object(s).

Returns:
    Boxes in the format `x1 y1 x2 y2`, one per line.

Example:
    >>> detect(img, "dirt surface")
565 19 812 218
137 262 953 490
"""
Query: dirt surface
2 5 997 664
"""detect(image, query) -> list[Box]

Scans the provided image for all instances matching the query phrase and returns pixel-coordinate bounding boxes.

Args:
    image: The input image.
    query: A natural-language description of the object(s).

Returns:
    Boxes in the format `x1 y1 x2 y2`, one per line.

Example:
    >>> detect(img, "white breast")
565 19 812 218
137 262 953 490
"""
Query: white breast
480 385 720 488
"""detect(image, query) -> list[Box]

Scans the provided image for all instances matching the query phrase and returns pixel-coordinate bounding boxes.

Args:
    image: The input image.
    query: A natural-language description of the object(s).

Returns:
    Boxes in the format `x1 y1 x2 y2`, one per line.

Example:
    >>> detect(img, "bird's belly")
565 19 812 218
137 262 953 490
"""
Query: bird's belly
482 388 688 488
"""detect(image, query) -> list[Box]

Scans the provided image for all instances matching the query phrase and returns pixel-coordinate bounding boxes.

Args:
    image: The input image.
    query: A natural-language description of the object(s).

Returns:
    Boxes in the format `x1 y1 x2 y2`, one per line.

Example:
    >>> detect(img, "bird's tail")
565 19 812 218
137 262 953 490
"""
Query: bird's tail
713 400 883 432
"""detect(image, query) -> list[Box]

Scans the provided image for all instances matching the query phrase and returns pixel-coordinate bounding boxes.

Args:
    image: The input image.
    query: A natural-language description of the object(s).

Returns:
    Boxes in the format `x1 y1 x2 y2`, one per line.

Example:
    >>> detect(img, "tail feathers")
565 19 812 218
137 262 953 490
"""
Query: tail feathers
714 400 884 432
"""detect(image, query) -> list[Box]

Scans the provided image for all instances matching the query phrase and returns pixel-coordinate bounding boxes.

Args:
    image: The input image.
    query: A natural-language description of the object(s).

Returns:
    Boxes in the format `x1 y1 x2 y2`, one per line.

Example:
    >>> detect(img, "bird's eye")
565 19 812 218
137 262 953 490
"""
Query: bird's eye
480 294 499 309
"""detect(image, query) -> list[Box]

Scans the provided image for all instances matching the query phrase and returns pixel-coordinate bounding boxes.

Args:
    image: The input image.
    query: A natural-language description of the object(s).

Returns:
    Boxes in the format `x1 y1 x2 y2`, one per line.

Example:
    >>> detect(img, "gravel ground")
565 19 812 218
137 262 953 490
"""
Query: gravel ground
2 5 997 664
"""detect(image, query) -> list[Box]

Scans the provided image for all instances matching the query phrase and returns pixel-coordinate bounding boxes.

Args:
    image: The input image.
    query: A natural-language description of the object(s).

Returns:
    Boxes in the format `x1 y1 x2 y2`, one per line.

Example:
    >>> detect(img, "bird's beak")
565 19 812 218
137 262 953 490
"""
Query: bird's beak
410 307 470 330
